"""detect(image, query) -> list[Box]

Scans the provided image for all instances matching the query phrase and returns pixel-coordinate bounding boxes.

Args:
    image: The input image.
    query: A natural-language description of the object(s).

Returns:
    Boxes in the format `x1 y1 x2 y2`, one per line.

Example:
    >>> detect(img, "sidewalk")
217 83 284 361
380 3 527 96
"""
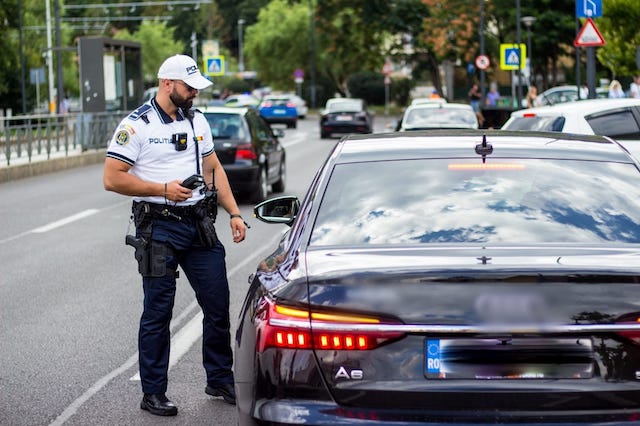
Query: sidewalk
0 147 106 183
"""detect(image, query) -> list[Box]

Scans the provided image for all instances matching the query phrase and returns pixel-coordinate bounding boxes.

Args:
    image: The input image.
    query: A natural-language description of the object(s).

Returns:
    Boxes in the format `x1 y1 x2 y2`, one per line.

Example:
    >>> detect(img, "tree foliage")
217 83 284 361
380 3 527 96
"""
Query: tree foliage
243 0 310 91
114 21 185 86
596 0 640 77
315 0 390 95
2 0 639 112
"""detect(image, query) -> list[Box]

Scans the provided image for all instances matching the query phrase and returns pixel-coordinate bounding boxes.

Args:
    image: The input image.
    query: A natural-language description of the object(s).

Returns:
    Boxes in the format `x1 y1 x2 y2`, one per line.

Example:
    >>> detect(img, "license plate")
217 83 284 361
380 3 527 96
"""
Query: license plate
425 338 594 380
273 109 286 114
336 115 352 121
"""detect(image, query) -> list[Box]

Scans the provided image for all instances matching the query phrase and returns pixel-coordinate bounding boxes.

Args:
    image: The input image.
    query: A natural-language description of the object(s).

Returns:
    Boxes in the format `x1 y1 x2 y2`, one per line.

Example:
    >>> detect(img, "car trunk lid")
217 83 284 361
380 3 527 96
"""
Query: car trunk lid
302 246 640 413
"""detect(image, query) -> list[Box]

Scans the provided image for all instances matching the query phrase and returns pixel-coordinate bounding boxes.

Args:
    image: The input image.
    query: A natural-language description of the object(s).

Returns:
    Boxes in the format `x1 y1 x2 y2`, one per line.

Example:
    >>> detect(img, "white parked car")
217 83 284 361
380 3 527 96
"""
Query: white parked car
502 98 640 140
398 102 478 131
410 97 447 106
537 85 608 106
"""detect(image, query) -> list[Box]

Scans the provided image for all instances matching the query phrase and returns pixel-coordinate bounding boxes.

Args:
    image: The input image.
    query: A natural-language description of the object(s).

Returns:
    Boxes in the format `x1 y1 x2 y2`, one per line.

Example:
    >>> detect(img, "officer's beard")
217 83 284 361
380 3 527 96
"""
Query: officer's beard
170 90 193 110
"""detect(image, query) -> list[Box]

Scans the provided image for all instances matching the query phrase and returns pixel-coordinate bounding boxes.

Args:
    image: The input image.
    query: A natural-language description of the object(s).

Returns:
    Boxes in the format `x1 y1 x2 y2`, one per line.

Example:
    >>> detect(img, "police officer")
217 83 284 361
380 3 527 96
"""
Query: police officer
103 54 246 416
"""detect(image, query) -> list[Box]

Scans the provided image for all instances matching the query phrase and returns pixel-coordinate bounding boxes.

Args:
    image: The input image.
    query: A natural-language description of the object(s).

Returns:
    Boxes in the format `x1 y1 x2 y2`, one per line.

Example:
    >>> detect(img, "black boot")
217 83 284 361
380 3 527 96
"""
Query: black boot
140 393 178 416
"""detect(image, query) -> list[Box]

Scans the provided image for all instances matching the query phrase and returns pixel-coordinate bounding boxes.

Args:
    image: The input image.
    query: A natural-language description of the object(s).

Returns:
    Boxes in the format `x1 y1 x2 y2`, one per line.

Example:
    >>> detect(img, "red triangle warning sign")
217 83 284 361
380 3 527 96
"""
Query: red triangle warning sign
574 18 605 47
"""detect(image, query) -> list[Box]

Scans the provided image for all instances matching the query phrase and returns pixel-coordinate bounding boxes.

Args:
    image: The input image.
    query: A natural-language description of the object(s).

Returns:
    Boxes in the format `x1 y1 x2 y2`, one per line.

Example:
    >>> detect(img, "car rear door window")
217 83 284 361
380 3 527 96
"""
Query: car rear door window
504 116 565 132
586 109 640 140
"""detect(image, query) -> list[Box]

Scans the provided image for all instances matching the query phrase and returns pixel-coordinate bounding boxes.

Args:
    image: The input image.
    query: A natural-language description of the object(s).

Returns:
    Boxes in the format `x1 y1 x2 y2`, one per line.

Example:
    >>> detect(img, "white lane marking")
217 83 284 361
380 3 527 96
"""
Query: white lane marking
0 202 130 245
280 131 309 148
31 209 100 233
50 230 287 425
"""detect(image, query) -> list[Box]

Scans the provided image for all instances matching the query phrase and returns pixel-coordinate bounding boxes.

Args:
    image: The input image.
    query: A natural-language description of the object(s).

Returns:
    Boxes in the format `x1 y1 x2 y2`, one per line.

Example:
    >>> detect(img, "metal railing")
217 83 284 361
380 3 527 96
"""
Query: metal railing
0 111 125 167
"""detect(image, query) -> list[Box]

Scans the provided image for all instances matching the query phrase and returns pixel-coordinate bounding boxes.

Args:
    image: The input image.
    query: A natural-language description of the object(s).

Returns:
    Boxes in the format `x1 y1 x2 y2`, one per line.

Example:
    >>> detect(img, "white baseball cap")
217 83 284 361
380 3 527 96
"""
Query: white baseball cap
157 54 213 90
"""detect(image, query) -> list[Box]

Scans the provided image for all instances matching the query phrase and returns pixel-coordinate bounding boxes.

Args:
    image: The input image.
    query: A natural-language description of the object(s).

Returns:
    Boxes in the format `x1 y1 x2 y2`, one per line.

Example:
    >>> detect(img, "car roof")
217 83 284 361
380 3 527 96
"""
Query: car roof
405 102 472 111
410 97 448 105
330 130 633 165
200 106 249 114
510 98 640 117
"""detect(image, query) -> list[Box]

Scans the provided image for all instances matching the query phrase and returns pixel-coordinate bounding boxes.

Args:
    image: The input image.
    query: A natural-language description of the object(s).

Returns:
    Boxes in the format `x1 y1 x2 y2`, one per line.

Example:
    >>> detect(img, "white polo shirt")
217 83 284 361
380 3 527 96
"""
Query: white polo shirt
106 98 214 205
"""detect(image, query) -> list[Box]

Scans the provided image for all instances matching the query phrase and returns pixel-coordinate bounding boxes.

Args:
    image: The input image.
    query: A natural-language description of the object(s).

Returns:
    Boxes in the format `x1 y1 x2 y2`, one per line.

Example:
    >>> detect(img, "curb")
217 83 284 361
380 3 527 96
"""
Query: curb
0 150 106 184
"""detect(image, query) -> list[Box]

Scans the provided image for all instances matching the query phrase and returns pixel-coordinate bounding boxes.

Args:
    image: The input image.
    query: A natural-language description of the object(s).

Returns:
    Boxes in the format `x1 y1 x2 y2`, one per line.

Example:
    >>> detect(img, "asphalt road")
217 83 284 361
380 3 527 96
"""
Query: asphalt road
0 114 393 426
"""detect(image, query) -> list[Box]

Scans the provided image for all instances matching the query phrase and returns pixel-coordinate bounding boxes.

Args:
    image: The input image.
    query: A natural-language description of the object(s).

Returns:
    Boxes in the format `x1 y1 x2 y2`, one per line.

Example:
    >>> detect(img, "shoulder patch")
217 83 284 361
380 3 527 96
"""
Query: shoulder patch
128 104 152 121
115 129 130 145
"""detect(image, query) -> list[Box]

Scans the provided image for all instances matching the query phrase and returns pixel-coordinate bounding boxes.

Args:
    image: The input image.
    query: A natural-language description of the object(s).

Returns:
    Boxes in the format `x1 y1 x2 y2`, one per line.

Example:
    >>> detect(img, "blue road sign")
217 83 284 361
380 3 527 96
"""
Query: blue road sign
576 0 602 18
204 56 224 76
500 44 526 70
505 48 520 67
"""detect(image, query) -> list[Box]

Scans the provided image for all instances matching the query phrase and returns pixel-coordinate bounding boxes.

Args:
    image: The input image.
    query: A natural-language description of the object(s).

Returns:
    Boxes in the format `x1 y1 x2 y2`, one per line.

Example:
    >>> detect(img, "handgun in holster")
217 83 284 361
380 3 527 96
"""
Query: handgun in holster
125 201 166 277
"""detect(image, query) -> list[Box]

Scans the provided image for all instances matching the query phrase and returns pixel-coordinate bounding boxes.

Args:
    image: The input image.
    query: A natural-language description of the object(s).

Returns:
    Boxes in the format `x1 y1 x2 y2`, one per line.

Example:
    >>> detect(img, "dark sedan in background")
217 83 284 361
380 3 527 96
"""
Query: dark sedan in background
202 106 286 202
235 129 640 425
320 97 373 138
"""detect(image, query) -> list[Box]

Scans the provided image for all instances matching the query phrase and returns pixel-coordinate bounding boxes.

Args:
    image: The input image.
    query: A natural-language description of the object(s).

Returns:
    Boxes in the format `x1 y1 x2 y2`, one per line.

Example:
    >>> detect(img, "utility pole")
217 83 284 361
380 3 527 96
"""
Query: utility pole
309 0 317 109
238 19 245 73
55 0 64 113
46 0 54 114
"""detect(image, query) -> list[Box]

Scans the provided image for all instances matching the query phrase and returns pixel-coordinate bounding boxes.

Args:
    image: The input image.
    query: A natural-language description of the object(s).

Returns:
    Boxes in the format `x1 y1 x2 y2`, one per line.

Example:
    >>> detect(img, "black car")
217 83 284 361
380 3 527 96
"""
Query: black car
202 106 286 202
320 97 374 138
235 129 640 425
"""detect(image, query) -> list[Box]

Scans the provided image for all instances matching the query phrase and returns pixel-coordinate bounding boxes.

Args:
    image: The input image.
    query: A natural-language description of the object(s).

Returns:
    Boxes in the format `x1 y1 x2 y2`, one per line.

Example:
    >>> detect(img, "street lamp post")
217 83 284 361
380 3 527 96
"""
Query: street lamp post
521 16 536 87
238 19 245 73
308 0 317 109
515 0 522 108
479 0 485 102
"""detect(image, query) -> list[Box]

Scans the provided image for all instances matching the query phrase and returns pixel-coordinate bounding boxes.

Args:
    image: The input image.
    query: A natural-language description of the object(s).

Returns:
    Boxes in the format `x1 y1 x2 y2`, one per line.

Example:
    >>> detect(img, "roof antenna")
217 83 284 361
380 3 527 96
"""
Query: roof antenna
475 134 493 164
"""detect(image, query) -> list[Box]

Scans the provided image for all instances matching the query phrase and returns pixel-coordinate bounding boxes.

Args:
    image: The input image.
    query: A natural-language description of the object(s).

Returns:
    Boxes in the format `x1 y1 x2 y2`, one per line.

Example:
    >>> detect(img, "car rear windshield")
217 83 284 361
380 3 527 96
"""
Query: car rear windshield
503 116 566 132
310 158 640 246
405 107 477 128
329 101 362 113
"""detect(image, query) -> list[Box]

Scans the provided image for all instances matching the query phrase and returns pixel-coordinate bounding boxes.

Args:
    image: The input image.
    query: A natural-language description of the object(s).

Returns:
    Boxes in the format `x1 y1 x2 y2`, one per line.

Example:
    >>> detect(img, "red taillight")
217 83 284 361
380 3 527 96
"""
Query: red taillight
256 298 404 352
262 101 273 108
286 102 296 108
616 314 640 344
522 113 536 118
235 143 257 160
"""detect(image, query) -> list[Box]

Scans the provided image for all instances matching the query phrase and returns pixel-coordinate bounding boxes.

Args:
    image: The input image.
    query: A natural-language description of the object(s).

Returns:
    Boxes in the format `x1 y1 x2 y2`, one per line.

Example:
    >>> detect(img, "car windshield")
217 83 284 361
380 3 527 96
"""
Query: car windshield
404 107 477 128
310 158 640 246
329 100 362 112
204 113 247 139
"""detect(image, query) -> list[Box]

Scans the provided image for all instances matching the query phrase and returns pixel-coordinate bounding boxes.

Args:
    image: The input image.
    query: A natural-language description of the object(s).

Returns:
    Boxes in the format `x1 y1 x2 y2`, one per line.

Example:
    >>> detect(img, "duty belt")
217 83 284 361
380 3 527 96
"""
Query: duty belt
134 201 197 221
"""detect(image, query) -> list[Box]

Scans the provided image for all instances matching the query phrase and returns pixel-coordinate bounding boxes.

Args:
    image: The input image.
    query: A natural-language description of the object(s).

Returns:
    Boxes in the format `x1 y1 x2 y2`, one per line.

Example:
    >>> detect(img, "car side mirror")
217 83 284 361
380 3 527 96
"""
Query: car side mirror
254 195 300 226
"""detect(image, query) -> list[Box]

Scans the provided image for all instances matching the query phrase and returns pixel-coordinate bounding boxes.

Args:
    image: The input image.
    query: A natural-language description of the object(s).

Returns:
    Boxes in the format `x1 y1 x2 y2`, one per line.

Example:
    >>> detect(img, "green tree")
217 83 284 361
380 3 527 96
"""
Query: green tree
243 0 310 91
114 21 185 87
315 0 390 95
596 0 640 78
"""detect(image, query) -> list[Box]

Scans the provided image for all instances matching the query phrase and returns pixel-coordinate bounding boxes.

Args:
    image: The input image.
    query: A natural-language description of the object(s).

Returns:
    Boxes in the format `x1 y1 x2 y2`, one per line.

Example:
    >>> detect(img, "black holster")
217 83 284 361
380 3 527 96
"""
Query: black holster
194 189 219 248
126 201 167 277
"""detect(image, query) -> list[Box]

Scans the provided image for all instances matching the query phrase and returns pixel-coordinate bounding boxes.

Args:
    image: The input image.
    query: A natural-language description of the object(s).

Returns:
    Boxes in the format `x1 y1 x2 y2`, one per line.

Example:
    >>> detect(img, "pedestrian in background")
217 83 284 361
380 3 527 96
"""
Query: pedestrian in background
103 54 246 417
630 76 640 98
525 86 539 108
468 83 484 126
486 83 501 107
608 80 625 98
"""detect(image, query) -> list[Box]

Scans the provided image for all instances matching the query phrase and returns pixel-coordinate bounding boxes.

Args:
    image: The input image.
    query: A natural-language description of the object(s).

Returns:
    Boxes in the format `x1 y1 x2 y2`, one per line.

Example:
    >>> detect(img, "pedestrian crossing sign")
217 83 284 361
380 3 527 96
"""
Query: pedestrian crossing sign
204 56 225 76
500 44 526 70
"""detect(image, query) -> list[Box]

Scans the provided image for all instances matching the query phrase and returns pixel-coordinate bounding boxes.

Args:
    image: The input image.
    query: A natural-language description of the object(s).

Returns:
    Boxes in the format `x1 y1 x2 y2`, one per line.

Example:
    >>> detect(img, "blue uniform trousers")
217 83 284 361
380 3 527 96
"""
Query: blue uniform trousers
138 217 234 395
